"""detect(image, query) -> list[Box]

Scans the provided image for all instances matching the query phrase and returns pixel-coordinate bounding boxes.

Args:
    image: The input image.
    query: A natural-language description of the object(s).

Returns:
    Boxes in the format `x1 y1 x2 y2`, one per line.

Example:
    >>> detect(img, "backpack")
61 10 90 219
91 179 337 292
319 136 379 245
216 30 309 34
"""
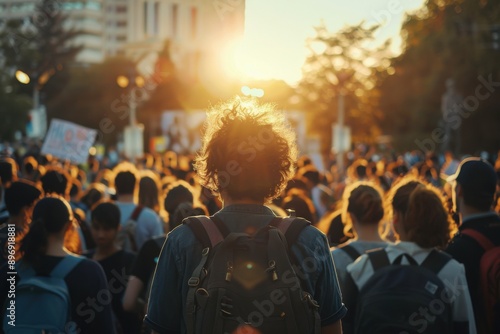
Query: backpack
183 215 321 334
3 255 84 334
461 228 500 333
353 249 453 334
117 205 143 252
340 244 361 261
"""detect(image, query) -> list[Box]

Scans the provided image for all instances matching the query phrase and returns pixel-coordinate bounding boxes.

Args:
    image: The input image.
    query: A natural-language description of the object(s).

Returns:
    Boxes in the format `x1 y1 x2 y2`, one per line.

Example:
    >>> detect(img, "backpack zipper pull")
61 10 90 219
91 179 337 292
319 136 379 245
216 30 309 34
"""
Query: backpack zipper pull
266 260 278 281
225 261 233 282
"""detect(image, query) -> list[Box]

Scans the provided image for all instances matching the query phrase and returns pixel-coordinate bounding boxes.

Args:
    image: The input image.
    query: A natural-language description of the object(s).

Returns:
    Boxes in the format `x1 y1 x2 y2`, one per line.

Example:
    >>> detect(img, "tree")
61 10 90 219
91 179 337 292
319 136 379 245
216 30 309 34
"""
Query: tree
379 0 500 153
0 72 31 140
298 22 391 152
0 0 82 109
47 57 136 146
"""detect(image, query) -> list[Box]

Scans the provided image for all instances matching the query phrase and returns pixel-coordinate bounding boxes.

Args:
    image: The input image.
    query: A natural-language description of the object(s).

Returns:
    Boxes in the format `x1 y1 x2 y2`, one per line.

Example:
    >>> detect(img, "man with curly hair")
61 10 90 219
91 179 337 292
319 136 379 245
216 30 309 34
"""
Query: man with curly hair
145 98 346 333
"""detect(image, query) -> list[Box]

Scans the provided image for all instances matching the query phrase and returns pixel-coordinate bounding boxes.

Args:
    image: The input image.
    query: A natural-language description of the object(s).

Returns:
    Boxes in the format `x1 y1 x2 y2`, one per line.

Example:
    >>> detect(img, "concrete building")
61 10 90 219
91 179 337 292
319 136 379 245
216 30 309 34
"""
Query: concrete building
123 0 246 84
0 0 106 63
0 0 246 79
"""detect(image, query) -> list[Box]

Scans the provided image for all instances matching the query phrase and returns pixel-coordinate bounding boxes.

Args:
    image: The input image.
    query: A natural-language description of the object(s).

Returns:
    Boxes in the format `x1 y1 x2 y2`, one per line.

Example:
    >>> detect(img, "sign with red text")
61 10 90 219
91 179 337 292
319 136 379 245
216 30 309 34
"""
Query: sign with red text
41 119 97 164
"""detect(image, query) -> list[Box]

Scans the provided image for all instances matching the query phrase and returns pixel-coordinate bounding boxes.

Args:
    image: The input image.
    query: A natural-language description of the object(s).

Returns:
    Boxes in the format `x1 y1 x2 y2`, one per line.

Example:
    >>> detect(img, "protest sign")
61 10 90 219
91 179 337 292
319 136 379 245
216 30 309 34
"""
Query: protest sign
41 119 97 164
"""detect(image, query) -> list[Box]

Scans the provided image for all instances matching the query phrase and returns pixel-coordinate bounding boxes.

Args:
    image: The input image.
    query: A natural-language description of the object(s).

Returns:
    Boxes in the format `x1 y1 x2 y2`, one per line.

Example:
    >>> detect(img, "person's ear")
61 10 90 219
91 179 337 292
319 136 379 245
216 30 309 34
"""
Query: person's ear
393 211 399 225
349 212 358 226
455 183 463 198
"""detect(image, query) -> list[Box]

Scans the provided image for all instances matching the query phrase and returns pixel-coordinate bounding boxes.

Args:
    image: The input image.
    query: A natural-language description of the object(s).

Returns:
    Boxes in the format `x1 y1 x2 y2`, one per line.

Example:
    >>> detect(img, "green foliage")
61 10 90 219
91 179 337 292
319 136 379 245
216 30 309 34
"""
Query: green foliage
298 22 391 151
379 0 500 154
47 57 136 145
0 73 31 140
0 0 82 87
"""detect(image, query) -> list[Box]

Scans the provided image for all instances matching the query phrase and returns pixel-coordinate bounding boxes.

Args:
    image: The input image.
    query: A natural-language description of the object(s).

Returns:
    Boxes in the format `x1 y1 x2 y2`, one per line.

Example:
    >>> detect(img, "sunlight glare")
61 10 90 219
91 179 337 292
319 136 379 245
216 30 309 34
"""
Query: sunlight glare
15 70 30 84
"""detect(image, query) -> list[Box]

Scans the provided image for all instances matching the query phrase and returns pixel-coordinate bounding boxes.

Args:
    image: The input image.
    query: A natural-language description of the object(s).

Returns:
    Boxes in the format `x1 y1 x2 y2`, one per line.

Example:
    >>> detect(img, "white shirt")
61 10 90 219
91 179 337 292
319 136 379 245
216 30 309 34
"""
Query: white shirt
347 241 477 333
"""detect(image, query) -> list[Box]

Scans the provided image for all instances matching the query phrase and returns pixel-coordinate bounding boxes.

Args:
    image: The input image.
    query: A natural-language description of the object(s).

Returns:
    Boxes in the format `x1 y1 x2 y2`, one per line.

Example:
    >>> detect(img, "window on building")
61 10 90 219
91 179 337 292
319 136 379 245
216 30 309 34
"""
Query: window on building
172 3 178 37
143 2 148 36
153 2 159 36
116 5 127 13
86 1 101 10
191 6 197 40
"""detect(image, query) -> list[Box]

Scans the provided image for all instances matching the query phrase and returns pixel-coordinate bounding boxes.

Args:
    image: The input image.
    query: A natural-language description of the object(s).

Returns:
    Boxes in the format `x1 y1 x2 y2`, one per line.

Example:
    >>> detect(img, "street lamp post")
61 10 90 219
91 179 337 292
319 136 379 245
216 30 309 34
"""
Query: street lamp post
333 70 353 179
15 70 47 138
117 68 145 160
337 89 345 175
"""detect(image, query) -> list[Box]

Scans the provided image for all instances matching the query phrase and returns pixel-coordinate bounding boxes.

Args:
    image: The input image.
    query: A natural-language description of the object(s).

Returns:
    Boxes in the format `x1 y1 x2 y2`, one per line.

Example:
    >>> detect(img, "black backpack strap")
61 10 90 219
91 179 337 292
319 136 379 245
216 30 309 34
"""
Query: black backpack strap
340 244 361 261
393 253 418 266
184 215 228 334
420 249 452 274
269 217 310 247
367 248 390 271
186 246 210 334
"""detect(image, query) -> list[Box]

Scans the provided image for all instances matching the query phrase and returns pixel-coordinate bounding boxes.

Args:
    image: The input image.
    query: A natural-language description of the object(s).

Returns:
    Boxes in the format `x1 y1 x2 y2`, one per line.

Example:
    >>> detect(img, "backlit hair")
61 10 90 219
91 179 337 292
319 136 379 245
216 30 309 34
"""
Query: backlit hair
194 98 297 202
342 181 385 238
389 177 453 248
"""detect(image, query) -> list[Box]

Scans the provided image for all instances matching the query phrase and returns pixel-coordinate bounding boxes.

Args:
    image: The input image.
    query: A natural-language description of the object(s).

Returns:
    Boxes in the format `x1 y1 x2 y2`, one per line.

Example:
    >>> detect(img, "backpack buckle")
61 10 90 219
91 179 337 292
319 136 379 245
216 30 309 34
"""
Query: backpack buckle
188 277 200 287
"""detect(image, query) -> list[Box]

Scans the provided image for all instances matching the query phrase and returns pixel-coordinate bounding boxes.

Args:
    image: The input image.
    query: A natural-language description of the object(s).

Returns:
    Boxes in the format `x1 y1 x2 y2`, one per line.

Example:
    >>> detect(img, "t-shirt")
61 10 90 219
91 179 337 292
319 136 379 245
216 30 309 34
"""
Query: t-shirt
115 202 163 250
331 240 388 293
0 255 116 334
84 249 140 334
144 204 347 333
131 235 166 285
445 212 500 332
347 241 476 334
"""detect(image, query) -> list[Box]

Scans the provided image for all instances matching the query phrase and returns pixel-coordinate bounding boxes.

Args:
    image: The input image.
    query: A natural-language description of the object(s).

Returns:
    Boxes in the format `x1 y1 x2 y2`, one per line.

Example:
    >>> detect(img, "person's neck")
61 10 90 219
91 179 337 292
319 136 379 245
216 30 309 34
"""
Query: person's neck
353 224 384 242
223 198 264 207
93 244 119 261
460 205 491 221
117 194 134 203
45 235 69 257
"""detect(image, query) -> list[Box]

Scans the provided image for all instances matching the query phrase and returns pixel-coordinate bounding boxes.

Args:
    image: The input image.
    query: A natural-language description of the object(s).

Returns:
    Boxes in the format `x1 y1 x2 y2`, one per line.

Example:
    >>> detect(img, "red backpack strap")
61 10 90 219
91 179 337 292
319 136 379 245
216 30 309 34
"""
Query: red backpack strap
461 229 495 251
461 228 499 332
183 216 227 249
130 205 144 221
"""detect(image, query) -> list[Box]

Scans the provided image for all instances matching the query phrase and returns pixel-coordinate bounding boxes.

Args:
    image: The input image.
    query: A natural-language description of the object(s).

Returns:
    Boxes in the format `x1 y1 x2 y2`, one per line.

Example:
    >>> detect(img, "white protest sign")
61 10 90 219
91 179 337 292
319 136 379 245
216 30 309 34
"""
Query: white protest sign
41 119 97 164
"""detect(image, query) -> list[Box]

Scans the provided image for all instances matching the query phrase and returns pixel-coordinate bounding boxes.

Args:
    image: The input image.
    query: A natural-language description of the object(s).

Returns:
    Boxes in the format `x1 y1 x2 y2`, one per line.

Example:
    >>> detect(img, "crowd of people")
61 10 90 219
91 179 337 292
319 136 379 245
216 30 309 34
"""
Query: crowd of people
0 98 499 333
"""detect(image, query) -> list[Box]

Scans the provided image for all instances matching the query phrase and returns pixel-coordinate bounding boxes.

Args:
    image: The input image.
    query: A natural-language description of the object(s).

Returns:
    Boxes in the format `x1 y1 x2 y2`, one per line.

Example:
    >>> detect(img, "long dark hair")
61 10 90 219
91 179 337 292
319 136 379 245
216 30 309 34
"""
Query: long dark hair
19 196 73 265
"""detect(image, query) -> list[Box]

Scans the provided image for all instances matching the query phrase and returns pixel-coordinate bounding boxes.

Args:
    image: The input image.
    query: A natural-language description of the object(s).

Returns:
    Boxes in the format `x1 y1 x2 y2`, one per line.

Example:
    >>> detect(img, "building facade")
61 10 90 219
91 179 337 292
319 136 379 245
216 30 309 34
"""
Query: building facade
0 0 245 80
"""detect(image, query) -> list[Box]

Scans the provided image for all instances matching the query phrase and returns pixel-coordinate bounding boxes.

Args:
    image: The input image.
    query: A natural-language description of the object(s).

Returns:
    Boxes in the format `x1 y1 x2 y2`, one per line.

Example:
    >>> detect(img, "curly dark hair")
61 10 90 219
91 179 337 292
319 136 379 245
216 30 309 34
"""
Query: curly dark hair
194 98 297 203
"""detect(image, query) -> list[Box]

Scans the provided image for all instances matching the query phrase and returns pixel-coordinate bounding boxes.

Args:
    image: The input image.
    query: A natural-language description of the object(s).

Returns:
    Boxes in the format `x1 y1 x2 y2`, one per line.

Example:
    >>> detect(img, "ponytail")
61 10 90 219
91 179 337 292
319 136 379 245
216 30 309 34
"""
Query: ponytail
19 218 49 265
19 196 73 265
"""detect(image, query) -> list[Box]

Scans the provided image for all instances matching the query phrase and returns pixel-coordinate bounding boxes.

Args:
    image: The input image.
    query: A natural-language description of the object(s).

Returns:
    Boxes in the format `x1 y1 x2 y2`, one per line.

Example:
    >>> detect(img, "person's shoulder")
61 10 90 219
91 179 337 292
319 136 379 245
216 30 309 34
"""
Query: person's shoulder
297 221 327 243
169 223 195 239
138 206 160 220
120 249 136 261
73 256 103 272
82 250 95 259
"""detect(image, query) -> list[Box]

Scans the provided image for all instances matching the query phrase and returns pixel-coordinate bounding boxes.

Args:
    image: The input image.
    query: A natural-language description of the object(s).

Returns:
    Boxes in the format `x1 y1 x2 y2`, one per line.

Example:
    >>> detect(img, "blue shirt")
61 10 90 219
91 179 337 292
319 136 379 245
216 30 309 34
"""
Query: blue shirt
144 204 347 333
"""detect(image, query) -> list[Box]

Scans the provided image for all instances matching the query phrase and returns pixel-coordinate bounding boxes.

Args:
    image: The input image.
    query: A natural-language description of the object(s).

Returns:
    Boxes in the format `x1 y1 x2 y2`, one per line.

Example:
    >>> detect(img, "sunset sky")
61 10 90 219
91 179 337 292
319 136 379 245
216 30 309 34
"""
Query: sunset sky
238 0 426 85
